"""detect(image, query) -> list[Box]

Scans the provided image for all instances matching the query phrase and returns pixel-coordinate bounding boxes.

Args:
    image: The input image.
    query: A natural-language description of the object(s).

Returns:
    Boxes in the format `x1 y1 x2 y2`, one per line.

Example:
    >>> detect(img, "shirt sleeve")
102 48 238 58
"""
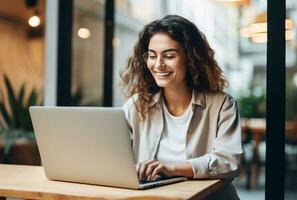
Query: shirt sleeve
187 95 243 179
122 97 135 142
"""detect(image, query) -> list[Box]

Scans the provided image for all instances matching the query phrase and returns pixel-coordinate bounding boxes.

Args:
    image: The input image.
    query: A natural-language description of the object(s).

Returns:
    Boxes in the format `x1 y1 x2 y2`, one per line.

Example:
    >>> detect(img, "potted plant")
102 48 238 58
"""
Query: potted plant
0 74 41 165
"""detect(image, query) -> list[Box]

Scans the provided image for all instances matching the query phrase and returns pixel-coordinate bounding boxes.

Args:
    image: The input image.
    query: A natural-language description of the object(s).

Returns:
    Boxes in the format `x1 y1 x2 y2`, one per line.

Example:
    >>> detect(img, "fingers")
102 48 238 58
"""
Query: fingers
145 161 159 177
137 160 173 181
150 164 165 180
138 159 155 180
150 163 173 180
149 174 162 181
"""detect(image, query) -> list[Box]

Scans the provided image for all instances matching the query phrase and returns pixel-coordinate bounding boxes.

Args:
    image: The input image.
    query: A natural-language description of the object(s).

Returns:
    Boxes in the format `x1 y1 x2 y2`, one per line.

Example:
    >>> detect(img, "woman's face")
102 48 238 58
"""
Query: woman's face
145 33 188 89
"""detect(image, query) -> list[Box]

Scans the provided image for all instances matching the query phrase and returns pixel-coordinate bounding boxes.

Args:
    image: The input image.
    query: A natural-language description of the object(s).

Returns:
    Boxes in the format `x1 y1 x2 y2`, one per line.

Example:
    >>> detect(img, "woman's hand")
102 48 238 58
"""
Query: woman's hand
136 160 194 180
136 159 173 181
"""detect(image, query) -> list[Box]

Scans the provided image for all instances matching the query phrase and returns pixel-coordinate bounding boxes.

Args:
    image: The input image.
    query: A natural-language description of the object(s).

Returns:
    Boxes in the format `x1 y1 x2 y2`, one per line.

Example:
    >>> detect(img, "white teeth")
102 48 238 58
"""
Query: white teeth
155 72 172 76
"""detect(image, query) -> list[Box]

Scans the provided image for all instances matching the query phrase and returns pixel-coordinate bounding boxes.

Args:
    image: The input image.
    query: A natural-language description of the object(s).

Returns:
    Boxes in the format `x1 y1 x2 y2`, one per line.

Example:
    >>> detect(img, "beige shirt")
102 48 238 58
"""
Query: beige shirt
122 90 242 180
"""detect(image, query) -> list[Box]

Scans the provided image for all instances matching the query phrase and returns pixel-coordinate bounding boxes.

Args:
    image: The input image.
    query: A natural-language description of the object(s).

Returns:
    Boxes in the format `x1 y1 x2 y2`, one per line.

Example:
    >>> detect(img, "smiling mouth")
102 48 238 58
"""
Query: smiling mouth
154 71 173 77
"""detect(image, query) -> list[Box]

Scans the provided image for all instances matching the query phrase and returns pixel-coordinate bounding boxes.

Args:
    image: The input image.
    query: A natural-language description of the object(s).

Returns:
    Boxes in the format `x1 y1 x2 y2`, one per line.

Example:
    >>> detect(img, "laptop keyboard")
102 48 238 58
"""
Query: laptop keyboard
138 176 170 184
139 175 163 184
139 179 158 184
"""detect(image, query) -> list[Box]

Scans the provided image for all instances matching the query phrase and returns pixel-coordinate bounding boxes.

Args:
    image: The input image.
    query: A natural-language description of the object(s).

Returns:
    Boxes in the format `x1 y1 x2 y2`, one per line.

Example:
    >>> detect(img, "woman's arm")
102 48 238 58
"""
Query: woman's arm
187 95 242 179
171 163 194 177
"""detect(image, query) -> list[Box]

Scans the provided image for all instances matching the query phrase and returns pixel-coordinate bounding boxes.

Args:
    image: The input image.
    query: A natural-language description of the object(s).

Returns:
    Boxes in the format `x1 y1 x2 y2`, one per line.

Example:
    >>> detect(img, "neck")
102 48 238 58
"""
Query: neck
163 84 192 116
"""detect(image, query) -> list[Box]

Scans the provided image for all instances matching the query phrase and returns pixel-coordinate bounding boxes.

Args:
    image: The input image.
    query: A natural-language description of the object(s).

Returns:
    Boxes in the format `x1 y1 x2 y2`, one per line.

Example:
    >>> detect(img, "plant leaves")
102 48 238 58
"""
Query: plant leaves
0 101 11 127
18 84 25 106
4 74 20 128
0 74 41 156
26 89 38 107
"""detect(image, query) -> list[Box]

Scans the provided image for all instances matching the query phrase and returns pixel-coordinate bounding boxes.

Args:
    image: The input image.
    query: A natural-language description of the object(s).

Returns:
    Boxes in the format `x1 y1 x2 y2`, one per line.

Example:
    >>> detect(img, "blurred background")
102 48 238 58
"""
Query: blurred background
0 0 296 199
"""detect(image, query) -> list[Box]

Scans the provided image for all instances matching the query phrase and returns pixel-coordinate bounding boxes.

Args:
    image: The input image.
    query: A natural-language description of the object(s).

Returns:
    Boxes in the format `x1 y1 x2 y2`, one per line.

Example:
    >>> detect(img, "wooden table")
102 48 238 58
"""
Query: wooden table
241 118 266 189
241 118 297 144
241 118 297 189
0 164 225 200
241 118 266 147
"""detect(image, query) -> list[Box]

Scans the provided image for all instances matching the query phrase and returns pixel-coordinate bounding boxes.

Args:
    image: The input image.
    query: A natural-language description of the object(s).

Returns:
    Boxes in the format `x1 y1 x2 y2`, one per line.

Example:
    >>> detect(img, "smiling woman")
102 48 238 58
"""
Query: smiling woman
121 15 242 200
144 33 188 91
121 15 227 120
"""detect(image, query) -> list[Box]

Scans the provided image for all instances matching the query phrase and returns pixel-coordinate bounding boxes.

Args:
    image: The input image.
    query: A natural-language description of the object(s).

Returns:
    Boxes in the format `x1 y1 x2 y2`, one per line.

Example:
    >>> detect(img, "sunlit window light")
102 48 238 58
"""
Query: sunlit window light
286 30 295 41
214 0 250 5
78 28 91 39
249 22 267 34
241 18 295 43
240 27 250 38
285 19 294 30
251 33 267 43
248 19 294 34
112 37 121 47
28 15 41 27
250 30 295 43
215 0 248 2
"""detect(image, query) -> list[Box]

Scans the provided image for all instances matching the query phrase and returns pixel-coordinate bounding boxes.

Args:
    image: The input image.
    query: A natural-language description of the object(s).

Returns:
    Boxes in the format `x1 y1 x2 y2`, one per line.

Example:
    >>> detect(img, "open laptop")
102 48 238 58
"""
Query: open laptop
29 106 186 189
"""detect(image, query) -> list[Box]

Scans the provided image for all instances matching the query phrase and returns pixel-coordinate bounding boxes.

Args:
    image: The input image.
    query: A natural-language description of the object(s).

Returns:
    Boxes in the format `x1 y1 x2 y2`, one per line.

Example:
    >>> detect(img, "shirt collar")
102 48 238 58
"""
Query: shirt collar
192 90 206 108
149 89 206 109
149 91 163 108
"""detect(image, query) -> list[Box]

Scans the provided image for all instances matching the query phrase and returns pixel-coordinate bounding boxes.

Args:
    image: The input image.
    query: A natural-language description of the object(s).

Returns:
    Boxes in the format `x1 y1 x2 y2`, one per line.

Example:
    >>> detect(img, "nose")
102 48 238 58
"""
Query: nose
154 56 165 69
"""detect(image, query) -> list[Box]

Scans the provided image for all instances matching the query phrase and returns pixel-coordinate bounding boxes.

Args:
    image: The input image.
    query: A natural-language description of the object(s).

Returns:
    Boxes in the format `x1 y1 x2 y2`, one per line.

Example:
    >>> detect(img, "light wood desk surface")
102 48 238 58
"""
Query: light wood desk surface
0 164 225 200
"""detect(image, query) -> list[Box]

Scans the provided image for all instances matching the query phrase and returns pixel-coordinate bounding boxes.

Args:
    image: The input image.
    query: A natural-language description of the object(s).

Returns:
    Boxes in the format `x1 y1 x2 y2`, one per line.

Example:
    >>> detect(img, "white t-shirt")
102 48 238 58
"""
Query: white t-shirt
156 98 193 165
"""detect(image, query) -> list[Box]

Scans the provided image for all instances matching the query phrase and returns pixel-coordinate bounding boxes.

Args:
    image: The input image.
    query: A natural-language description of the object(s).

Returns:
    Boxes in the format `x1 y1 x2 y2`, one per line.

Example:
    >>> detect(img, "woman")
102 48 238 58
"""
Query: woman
121 15 242 198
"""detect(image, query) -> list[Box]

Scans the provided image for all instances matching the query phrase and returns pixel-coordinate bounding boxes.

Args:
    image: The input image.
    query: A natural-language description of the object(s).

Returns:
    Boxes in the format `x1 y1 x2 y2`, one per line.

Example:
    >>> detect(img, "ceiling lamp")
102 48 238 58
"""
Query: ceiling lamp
28 13 41 27
78 28 91 39
26 0 41 28
240 12 295 43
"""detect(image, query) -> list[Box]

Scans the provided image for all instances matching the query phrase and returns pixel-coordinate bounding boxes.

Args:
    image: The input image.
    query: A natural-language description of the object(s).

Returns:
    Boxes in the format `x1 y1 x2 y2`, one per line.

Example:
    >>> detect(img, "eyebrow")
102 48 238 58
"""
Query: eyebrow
148 49 179 53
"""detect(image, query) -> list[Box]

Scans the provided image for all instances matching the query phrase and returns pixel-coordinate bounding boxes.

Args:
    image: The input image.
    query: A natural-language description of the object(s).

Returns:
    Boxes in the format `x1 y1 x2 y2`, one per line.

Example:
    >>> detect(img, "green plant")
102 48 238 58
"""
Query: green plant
0 74 41 155
237 92 266 118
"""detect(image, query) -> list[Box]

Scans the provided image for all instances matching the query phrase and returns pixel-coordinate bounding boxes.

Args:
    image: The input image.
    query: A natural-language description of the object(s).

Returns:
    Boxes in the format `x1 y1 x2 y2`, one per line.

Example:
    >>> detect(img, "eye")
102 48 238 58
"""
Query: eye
148 54 157 60
163 53 176 60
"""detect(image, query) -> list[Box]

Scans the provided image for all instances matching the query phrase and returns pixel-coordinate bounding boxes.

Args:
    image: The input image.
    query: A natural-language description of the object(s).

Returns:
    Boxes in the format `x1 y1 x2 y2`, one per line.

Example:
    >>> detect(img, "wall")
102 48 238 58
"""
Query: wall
0 17 44 101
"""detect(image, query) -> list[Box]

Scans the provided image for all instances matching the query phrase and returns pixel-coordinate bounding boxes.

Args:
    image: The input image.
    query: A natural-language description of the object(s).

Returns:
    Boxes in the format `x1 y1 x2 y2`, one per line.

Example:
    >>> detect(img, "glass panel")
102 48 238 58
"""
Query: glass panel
72 0 105 106
285 0 297 199
113 0 161 106
224 1 267 199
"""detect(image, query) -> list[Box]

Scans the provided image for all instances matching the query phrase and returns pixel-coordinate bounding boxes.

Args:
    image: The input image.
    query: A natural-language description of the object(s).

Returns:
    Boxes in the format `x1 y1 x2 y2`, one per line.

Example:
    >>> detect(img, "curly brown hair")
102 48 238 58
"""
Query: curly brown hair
121 15 227 120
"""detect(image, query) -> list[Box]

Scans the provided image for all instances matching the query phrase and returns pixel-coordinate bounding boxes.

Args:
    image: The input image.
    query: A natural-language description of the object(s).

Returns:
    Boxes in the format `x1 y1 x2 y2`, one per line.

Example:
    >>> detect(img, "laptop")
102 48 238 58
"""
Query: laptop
29 106 186 189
